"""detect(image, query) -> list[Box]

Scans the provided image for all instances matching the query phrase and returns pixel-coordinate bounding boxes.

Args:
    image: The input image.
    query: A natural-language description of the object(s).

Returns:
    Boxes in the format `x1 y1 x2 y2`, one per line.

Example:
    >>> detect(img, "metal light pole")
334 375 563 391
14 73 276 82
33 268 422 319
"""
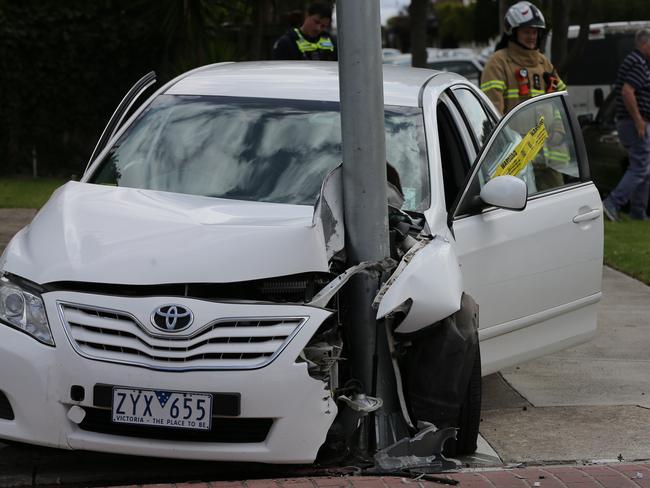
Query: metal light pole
337 0 396 451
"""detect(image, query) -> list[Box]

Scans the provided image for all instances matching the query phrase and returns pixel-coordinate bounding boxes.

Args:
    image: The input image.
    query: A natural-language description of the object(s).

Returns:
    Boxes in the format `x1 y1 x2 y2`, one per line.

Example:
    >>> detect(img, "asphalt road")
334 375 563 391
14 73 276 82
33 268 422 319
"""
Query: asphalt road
1 209 649 486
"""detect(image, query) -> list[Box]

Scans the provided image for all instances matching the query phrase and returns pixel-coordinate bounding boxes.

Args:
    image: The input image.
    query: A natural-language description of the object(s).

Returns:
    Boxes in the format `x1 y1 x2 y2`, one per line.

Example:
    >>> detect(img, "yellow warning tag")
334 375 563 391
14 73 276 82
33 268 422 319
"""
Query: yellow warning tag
493 116 549 178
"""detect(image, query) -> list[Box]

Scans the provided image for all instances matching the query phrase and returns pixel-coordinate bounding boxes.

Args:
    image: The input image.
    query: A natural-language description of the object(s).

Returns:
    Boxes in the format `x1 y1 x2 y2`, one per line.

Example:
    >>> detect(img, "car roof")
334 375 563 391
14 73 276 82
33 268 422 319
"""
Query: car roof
165 61 448 107
383 52 481 66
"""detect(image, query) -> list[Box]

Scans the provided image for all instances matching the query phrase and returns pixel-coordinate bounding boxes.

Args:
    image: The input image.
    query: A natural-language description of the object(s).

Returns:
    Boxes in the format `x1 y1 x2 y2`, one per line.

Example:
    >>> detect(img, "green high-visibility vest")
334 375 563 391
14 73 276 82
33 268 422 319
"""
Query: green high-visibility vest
294 28 334 54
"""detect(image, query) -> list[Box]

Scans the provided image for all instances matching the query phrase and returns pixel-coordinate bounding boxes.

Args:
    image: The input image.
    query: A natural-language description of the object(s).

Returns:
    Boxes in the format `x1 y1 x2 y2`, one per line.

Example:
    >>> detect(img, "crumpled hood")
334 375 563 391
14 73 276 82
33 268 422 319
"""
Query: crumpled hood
2 182 329 285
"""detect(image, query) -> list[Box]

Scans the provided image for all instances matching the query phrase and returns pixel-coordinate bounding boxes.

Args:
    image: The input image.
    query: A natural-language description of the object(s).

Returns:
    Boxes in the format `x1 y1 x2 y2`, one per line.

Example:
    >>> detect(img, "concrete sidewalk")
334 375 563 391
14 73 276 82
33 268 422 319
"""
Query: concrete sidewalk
480 266 650 464
106 463 650 487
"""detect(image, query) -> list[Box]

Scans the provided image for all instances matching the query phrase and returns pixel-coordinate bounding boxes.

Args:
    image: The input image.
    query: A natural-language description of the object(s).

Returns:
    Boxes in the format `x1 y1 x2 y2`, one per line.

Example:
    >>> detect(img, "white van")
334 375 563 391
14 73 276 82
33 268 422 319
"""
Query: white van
546 21 650 119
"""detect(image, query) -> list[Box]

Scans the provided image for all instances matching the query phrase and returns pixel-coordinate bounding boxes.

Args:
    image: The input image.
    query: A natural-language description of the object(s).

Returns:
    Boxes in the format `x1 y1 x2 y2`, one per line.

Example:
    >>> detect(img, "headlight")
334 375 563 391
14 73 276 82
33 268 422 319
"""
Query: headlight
0 275 54 346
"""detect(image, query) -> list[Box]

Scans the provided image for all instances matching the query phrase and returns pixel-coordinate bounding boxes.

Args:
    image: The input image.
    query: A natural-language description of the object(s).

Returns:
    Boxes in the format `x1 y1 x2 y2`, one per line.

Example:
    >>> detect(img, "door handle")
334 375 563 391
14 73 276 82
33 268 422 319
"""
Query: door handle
573 209 601 223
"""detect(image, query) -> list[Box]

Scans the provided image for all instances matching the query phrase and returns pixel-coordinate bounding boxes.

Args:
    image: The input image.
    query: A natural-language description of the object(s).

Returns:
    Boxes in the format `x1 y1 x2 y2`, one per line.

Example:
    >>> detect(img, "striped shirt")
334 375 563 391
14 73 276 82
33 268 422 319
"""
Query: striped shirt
615 49 650 120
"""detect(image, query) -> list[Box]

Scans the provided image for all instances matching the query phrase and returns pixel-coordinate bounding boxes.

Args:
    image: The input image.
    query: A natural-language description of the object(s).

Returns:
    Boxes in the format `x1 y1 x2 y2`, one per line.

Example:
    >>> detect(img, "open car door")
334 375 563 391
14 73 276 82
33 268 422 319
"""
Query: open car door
451 92 603 375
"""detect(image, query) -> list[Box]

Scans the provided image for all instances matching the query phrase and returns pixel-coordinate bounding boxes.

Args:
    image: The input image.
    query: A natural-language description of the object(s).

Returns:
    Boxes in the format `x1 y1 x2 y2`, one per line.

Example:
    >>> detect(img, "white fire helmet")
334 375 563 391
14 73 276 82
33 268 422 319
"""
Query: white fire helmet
504 1 546 35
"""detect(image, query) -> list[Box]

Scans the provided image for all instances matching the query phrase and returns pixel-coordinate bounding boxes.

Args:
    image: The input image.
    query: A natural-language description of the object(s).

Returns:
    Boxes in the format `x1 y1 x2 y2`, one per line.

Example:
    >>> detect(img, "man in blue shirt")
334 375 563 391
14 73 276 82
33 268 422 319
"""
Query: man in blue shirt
603 29 650 221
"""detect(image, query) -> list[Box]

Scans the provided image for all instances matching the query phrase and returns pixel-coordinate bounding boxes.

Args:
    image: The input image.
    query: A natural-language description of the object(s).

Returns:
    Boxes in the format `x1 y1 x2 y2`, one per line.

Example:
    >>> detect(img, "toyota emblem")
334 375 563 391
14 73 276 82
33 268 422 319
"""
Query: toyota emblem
151 304 193 332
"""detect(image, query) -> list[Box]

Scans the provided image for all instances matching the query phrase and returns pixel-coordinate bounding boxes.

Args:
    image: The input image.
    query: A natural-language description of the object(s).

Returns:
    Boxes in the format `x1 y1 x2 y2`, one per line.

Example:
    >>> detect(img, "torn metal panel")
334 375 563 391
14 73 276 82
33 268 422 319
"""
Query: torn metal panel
375 236 463 334
308 259 394 309
383 319 415 430
313 165 345 261
338 393 383 412
373 425 461 472
301 338 343 387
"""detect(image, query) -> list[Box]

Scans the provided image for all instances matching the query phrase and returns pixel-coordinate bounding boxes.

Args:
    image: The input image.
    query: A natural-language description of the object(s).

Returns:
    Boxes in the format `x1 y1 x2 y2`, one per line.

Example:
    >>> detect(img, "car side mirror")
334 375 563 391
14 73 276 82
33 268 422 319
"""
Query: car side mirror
480 175 527 211
594 88 604 108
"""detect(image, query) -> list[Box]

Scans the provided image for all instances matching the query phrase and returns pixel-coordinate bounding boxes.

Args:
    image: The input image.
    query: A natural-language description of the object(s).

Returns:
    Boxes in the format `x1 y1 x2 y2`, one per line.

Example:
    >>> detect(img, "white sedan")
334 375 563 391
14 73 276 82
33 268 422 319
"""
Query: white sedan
0 62 602 463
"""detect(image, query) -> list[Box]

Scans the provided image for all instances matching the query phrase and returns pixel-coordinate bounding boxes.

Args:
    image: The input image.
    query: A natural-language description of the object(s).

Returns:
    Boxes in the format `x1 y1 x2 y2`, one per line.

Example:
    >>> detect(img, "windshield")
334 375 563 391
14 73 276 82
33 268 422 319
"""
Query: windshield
90 95 430 211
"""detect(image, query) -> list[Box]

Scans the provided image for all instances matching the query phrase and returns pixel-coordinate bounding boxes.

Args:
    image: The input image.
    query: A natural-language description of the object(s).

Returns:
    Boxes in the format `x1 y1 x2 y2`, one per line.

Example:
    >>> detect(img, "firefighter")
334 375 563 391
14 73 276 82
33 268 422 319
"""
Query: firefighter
481 1 568 190
480 1 566 115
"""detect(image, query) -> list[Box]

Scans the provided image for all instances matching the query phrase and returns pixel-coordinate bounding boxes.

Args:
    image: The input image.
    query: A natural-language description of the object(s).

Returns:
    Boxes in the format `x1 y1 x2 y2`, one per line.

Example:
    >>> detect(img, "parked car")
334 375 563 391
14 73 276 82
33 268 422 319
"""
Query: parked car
0 62 603 464
383 49 483 86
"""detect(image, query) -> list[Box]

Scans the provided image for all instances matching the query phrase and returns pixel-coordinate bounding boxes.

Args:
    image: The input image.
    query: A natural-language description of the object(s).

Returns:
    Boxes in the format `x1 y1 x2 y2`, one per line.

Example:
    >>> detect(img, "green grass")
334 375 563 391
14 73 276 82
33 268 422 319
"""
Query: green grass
604 218 650 285
0 178 67 209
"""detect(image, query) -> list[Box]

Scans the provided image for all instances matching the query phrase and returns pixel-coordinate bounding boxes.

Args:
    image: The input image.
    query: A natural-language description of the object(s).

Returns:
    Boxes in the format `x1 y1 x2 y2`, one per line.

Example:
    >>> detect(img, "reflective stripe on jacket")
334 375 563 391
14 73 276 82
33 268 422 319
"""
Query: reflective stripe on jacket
480 42 566 115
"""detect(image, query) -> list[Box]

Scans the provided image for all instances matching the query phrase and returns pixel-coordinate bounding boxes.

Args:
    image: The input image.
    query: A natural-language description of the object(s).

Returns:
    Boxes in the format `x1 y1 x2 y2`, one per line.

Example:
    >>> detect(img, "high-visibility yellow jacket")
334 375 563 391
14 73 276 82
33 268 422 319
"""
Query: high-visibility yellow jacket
480 41 566 115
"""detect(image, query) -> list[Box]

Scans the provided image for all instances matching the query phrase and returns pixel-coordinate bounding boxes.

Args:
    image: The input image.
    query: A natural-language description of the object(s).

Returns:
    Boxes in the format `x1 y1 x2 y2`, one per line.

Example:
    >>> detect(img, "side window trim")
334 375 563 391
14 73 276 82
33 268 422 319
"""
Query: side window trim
562 94 591 182
439 92 477 160
449 92 579 223
448 86 497 152
86 71 156 171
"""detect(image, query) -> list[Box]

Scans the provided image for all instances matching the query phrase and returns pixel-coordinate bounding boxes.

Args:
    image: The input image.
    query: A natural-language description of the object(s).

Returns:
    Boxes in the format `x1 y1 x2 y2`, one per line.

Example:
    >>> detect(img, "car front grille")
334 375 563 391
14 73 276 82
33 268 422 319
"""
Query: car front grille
78 407 272 443
58 303 305 370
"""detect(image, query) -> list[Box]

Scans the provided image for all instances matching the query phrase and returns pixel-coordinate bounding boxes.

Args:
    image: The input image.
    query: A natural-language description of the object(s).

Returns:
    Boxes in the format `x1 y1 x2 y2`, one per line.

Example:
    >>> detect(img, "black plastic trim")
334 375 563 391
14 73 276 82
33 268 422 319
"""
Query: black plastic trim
0 390 15 420
79 407 271 443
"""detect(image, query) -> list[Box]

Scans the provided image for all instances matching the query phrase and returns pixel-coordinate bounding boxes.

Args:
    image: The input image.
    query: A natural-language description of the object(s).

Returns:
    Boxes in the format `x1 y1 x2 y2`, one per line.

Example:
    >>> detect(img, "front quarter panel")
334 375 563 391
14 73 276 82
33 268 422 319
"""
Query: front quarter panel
376 237 463 334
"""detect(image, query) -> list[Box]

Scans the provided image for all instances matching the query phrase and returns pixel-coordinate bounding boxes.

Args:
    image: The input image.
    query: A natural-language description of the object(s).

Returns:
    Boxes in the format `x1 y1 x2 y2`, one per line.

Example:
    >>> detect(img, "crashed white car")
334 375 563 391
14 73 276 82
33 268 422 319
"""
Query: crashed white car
0 62 603 463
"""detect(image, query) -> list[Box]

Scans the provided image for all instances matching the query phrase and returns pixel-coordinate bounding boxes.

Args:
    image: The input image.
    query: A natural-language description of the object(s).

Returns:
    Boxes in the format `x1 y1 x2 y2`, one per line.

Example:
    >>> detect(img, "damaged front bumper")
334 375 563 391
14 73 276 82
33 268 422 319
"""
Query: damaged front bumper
0 290 337 463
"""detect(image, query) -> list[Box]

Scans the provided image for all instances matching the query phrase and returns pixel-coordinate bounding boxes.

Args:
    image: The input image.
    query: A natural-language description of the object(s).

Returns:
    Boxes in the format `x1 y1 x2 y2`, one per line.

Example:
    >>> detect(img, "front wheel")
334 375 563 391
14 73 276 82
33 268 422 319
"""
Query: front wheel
443 345 482 456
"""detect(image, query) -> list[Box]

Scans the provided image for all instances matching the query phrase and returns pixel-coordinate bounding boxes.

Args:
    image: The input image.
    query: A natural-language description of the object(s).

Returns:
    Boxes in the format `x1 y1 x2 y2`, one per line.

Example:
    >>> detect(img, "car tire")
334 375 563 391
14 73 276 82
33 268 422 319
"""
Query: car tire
443 345 482 457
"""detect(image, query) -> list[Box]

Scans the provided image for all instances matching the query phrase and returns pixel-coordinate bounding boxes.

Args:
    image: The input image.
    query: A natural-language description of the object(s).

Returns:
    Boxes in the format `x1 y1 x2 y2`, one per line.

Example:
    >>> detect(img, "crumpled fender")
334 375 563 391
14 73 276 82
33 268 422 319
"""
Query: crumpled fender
375 236 463 334
313 166 344 261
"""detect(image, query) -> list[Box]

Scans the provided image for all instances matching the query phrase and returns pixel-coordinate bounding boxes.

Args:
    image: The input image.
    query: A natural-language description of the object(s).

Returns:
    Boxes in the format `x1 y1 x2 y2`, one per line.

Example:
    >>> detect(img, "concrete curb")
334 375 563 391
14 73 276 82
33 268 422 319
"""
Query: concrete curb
102 463 650 488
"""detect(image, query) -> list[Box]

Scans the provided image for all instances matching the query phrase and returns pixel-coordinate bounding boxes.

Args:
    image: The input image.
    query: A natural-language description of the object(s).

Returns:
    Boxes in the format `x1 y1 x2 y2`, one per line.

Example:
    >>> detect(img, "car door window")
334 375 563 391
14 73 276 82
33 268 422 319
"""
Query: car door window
457 94 583 215
451 88 496 149
437 101 472 210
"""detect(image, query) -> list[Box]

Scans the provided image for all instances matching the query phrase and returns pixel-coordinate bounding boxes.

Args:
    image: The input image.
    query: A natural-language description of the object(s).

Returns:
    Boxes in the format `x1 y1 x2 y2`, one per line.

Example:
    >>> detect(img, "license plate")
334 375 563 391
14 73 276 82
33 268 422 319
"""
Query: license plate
112 387 212 431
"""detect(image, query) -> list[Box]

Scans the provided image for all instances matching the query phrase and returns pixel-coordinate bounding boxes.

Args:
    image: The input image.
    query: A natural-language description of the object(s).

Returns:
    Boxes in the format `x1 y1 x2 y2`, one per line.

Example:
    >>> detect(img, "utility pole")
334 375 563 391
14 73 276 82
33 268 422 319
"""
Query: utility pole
337 0 396 451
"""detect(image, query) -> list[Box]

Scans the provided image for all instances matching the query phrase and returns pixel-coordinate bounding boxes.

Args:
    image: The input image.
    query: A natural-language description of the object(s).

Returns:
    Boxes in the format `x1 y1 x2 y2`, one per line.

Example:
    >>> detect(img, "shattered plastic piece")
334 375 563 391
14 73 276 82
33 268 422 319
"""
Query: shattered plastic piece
373 425 461 472
313 166 344 260
338 393 383 413
308 259 394 309
384 320 415 430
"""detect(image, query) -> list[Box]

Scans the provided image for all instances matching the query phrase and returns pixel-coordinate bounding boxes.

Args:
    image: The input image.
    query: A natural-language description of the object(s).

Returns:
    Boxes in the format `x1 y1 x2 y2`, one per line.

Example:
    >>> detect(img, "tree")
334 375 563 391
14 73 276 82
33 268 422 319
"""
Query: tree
499 0 510 33
550 0 592 78
410 0 428 68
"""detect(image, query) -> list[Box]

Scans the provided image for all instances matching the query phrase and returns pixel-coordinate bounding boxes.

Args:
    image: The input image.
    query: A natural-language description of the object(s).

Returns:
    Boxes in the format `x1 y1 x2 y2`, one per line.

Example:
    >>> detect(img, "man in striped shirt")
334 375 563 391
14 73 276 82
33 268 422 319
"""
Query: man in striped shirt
602 29 650 221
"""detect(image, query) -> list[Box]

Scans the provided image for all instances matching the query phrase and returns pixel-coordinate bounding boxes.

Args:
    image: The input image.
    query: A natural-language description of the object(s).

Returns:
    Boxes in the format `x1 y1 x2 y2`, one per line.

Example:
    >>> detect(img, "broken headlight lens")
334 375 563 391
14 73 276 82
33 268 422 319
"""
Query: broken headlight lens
0 276 54 346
